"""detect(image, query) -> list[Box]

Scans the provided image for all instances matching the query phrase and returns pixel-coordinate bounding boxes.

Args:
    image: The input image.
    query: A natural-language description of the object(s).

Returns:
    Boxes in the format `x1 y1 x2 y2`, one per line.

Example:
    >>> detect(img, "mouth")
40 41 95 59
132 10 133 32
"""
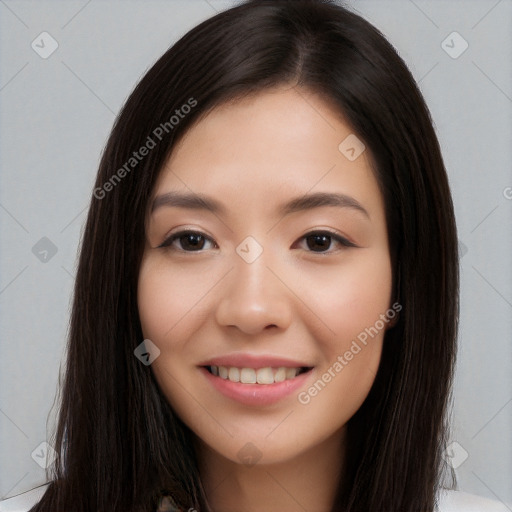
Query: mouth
200 362 314 406
204 365 313 385
198 354 315 405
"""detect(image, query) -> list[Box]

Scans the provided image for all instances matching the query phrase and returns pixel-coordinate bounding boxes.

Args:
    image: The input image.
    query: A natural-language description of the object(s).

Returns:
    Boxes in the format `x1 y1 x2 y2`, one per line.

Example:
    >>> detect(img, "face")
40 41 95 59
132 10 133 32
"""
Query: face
137 85 394 467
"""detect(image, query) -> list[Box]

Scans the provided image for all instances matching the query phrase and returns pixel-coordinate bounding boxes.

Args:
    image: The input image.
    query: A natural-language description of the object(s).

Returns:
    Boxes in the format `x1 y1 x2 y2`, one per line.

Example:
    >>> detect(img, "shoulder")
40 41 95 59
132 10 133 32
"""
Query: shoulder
437 488 512 512
0 484 50 512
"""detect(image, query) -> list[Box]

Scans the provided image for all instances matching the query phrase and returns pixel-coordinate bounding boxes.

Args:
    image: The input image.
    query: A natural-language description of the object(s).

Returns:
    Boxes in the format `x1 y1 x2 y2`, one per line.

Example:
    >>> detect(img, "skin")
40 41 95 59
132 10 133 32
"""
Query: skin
137 85 394 512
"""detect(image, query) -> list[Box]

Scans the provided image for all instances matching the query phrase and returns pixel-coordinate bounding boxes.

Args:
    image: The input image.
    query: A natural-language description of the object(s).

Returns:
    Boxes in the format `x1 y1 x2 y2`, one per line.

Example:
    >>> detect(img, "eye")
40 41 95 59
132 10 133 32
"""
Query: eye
294 230 357 253
157 229 356 253
157 230 217 252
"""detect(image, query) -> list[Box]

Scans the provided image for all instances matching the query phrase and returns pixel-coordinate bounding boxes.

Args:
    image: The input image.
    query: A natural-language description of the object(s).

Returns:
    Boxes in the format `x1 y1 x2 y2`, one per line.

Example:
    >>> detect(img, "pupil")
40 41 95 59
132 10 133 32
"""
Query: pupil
307 234 330 252
182 233 204 250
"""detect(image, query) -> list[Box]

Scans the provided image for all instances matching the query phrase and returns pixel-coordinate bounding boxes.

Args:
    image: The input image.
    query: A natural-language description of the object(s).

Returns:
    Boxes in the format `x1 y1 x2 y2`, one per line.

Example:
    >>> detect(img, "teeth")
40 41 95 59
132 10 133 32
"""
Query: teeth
285 367 297 379
256 367 274 384
211 365 303 384
240 368 256 384
228 367 240 382
274 367 286 382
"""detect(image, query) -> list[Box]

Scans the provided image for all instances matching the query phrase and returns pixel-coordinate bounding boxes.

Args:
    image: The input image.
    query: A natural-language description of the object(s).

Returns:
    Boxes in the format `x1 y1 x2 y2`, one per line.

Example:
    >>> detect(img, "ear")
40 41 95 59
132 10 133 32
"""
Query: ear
386 310 400 329
385 261 401 329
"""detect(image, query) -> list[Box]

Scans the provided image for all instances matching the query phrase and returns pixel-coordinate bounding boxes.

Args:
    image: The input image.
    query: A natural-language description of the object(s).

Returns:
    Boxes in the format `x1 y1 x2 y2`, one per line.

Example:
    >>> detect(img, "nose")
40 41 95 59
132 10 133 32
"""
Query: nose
215 249 293 335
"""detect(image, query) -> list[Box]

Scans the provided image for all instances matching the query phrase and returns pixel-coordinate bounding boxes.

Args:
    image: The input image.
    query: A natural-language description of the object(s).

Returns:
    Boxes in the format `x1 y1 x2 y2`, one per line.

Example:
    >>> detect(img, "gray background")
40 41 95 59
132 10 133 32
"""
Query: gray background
1 0 511 505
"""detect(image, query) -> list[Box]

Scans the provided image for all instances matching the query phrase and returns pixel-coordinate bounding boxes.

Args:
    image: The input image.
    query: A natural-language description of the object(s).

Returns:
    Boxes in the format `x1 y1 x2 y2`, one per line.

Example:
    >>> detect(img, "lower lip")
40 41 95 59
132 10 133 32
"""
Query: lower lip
199 367 313 406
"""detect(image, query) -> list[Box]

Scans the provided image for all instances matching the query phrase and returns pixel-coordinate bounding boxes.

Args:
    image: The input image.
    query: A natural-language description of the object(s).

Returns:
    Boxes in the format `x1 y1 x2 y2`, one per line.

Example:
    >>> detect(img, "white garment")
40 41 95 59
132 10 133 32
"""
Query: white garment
0 483 510 511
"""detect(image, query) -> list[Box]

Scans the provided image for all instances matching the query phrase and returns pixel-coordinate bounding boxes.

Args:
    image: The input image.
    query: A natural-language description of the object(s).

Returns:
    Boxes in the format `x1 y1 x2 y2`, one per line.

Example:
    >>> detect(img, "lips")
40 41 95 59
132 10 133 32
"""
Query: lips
198 354 314 405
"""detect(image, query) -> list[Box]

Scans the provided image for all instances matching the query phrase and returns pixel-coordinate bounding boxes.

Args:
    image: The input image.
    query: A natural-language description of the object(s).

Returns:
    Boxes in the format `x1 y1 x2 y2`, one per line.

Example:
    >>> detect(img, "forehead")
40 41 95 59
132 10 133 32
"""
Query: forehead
151 86 385 222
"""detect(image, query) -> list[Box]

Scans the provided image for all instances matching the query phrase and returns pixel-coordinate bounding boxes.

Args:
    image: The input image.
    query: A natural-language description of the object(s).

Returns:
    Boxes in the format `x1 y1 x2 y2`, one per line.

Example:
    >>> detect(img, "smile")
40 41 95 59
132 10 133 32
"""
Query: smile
200 363 314 406
206 365 310 384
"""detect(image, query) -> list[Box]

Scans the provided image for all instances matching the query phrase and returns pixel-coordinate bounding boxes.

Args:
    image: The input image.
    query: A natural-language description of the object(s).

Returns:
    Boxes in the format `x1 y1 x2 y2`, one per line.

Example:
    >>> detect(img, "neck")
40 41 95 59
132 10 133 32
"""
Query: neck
196 429 345 512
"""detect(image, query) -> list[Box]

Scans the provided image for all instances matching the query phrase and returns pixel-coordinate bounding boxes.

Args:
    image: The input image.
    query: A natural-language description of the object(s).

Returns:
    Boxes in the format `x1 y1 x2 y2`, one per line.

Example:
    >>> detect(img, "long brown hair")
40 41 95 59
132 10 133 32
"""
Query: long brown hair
31 1 459 510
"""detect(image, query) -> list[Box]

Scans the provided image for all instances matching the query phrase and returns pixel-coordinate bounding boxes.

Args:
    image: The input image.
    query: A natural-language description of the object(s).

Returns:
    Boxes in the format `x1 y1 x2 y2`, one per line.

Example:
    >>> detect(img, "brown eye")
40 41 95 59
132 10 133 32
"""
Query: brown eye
158 231 216 252
297 231 357 253
305 233 332 252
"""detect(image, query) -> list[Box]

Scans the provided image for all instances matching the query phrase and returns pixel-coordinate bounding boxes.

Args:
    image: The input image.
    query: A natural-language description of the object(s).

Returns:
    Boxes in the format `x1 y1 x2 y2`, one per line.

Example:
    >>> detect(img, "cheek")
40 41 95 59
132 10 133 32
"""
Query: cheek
292 249 392 412
137 259 206 417
294 248 393 352
137 256 214 343
137 268 179 341
296 343 383 438
295 262 392 427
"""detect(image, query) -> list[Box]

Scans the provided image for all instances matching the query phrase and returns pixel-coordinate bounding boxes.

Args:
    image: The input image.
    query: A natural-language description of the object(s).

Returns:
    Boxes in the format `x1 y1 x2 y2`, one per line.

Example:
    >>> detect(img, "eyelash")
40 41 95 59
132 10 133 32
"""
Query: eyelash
157 229 357 254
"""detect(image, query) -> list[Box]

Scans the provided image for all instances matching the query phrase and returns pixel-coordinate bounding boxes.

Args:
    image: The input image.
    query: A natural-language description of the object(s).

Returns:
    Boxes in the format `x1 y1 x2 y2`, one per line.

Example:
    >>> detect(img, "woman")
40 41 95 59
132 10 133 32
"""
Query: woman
3 0 507 511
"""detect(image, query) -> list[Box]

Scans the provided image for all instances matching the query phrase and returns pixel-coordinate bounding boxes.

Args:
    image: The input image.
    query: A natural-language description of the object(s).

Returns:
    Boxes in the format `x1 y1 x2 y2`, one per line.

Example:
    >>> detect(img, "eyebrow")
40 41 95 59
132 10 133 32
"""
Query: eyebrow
151 191 370 219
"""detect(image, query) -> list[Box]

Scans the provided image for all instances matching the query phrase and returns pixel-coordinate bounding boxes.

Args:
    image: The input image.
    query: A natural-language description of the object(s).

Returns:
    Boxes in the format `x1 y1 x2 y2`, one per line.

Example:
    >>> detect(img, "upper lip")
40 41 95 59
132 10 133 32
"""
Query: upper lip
198 353 313 369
